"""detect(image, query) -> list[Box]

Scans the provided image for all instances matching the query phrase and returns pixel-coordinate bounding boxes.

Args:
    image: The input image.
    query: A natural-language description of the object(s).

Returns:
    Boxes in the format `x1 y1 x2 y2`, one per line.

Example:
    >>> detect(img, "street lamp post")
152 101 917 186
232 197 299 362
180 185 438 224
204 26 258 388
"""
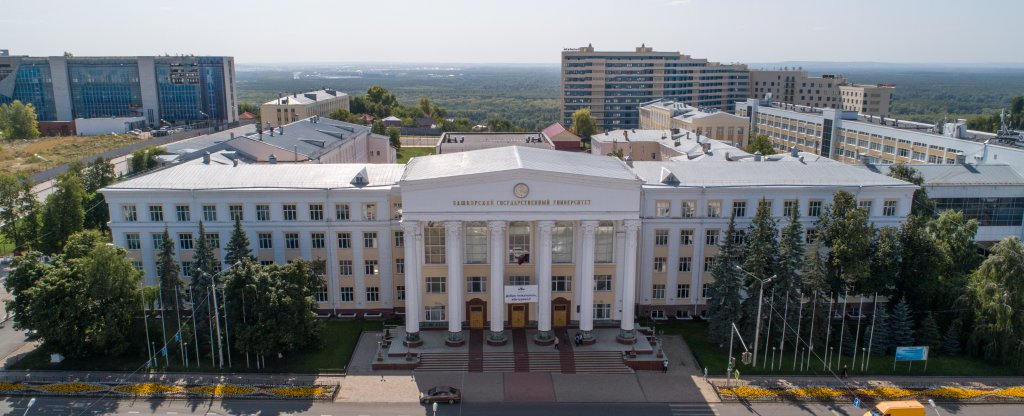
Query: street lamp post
22 397 35 416
735 266 774 370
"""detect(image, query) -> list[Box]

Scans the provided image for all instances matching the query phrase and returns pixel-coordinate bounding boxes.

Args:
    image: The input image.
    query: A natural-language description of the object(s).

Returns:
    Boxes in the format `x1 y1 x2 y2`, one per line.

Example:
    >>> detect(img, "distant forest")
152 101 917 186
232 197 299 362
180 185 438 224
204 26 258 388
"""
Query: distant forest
236 64 1024 132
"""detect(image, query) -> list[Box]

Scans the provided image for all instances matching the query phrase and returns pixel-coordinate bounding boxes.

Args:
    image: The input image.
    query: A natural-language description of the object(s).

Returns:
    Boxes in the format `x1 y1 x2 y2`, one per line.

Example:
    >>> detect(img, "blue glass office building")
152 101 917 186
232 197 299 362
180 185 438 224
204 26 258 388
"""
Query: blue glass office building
0 54 237 127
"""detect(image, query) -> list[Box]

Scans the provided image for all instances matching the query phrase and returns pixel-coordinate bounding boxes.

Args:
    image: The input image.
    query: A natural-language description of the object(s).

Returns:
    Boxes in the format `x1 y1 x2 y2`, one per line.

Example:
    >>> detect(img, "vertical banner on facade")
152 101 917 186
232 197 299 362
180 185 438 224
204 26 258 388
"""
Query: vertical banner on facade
504 285 539 303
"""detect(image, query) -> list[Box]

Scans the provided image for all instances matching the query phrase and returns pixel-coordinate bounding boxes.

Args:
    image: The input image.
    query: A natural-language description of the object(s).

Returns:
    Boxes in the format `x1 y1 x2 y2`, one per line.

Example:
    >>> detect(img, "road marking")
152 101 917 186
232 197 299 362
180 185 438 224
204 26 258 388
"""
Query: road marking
129 412 140 414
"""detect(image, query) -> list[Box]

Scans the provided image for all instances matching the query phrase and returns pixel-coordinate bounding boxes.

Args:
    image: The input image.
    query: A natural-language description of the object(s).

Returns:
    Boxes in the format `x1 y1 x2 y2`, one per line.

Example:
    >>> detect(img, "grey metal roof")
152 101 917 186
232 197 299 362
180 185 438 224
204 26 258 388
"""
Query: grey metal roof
240 118 373 160
402 146 639 182
872 164 1024 186
263 89 347 105
162 124 255 155
104 163 404 191
633 160 916 188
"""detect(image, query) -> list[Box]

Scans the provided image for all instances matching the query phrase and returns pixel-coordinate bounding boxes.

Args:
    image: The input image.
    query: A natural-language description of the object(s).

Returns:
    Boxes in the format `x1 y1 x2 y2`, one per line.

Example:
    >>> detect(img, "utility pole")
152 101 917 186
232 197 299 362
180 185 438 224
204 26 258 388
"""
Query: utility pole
212 283 224 369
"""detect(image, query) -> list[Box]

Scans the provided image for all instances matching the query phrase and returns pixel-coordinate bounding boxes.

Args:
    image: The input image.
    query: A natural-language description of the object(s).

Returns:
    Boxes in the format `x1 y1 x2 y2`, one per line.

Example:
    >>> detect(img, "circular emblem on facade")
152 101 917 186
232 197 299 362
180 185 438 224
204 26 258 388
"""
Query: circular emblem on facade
513 183 530 198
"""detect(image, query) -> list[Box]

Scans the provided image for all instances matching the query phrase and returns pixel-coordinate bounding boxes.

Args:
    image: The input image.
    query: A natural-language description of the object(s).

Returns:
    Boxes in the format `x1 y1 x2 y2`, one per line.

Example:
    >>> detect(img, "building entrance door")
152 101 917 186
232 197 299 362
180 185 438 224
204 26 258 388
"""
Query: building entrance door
553 304 569 327
469 305 485 329
510 304 527 328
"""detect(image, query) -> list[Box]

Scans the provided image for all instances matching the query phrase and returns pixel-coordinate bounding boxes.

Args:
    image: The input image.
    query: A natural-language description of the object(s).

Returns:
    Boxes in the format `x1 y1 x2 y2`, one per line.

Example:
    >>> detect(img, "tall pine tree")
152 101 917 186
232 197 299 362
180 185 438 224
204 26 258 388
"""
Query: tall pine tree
156 228 182 312
916 312 941 349
866 302 892 355
189 222 220 359
776 204 805 345
816 191 872 293
941 319 962 355
224 217 254 266
706 216 746 347
889 298 915 348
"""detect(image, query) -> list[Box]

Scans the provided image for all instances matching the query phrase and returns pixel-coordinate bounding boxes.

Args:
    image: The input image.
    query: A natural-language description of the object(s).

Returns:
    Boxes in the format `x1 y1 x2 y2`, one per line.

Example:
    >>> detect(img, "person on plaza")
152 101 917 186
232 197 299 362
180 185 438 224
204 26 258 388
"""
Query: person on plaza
841 364 849 379
554 336 560 350
662 359 669 373
733 369 740 380
703 367 708 381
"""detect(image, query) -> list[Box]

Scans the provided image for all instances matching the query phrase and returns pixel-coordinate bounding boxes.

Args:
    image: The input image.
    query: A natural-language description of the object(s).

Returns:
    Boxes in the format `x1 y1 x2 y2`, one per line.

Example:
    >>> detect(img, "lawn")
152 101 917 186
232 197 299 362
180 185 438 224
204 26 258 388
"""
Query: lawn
10 319 382 374
0 134 138 176
396 146 435 164
655 320 1018 377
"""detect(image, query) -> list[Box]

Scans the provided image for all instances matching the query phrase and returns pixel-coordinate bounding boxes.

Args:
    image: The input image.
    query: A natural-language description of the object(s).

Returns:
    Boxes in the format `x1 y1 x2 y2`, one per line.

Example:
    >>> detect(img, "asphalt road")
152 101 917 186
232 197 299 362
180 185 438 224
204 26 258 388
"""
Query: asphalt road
1 396 1019 416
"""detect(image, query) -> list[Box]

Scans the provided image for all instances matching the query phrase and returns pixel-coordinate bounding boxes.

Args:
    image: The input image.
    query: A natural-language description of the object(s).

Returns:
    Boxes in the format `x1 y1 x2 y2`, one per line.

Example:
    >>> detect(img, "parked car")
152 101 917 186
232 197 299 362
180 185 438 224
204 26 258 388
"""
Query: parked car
420 386 461 404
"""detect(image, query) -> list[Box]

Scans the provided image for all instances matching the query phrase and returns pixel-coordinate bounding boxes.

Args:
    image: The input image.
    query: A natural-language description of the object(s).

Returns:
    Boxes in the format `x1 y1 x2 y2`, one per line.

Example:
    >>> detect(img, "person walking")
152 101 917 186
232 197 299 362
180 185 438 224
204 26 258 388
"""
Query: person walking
841 364 849 379
662 359 669 373
733 369 740 381
554 336 560 350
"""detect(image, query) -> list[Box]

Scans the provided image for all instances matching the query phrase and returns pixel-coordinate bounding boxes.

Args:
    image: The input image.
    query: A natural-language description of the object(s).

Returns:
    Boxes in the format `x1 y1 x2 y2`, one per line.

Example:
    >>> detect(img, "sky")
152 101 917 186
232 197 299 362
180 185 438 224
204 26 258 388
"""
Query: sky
2 0 1021 65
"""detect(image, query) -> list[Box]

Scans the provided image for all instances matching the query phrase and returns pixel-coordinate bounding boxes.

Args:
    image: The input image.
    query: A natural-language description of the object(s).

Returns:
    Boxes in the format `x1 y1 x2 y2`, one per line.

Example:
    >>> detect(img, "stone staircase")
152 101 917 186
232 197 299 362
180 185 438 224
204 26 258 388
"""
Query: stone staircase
415 350 633 374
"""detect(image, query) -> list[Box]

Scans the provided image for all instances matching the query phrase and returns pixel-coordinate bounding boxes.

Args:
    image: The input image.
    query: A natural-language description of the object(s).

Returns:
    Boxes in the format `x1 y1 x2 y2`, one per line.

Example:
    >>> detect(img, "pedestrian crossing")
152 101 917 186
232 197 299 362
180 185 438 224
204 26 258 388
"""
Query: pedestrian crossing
669 403 718 416
415 351 634 373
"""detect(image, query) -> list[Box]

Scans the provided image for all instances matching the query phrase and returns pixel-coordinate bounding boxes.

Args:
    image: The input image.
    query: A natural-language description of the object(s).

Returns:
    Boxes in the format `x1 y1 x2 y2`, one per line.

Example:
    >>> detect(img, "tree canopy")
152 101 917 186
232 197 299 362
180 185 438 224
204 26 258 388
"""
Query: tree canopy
0 100 40 140
570 109 597 144
744 134 777 155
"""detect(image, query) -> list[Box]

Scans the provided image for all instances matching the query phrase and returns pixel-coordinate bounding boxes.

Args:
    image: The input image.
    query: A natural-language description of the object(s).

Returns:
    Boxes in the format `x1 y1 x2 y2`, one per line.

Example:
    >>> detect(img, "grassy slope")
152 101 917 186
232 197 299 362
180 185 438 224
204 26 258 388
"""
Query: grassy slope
396 147 435 164
0 134 137 176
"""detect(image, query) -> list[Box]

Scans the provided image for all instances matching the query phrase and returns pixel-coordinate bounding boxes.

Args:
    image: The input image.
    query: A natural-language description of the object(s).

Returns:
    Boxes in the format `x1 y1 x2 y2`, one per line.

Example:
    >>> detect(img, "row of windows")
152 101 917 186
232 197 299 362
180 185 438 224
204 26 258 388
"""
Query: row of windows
417 275 614 294
126 231 399 251
421 221 616 265
417 303 615 321
122 202 400 223
652 283 710 299
653 198 897 219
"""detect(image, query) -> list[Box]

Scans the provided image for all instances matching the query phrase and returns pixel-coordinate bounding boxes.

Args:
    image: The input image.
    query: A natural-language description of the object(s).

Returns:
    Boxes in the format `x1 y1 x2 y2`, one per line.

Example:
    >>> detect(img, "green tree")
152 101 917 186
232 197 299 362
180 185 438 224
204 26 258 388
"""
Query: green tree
0 173 39 251
930 211 981 307
371 120 386 135
816 191 872 292
866 227 901 296
744 134 777 155
225 259 321 359
327 108 363 124
62 229 108 259
224 217 254 266
775 205 805 342
962 236 1024 368
82 157 116 230
0 100 41 140
570 109 597 147
802 243 832 350
867 304 892 355
941 319 963 355
706 216 746 346
129 146 164 174
889 298 916 348
190 222 219 357
156 229 182 313
916 312 941 349
386 127 401 150
40 173 86 254
487 118 517 132
606 149 624 160
3 252 50 331
888 164 935 218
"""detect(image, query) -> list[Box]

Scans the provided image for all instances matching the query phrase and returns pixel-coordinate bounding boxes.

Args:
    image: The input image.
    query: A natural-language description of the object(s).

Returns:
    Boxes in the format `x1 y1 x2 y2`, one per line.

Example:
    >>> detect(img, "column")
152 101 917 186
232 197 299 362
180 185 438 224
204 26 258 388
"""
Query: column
534 220 555 344
400 221 423 346
618 219 641 344
487 220 507 345
578 220 598 341
444 221 465 346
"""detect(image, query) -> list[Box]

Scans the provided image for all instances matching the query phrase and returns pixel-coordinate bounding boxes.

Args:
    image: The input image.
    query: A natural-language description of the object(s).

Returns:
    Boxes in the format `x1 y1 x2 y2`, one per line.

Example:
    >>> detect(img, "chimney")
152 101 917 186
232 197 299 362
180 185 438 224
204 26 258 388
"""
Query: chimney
624 155 633 167
955 152 967 165
202 152 211 164
269 154 277 164
279 125 284 135
232 158 238 167
753 151 762 162
230 132 235 139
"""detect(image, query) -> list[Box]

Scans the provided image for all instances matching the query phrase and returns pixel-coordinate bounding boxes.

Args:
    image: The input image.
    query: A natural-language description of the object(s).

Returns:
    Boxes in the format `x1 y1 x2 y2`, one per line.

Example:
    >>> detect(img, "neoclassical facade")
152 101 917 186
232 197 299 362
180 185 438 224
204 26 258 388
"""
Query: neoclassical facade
102 146 916 347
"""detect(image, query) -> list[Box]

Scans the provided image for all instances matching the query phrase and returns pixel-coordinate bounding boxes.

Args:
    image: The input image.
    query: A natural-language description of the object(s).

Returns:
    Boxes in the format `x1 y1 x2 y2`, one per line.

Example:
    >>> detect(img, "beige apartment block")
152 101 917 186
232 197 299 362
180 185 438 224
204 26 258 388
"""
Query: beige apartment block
639 100 749 148
840 84 894 117
561 44 749 132
749 69 894 117
262 89 350 126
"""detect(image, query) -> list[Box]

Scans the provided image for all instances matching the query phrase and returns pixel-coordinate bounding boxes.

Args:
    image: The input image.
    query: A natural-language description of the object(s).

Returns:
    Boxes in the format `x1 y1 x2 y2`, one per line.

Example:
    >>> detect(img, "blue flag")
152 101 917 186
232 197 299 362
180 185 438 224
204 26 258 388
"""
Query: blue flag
174 333 181 342
161 346 169 356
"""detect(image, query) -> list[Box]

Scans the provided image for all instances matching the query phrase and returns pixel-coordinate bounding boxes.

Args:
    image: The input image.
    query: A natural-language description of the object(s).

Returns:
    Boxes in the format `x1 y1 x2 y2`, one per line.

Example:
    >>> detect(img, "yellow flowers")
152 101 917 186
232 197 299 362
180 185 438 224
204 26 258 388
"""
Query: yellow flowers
37 383 105 394
996 387 1024 398
789 387 845 399
720 385 779 399
925 387 987 399
267 387 331 397
186 384 258 396
114 383 183 395
0 382 29 391
857 387 915 399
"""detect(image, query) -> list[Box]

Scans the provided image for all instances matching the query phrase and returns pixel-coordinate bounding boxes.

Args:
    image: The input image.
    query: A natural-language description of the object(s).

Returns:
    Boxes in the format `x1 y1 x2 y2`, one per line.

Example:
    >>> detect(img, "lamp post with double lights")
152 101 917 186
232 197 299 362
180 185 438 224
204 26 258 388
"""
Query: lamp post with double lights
735 265 774 369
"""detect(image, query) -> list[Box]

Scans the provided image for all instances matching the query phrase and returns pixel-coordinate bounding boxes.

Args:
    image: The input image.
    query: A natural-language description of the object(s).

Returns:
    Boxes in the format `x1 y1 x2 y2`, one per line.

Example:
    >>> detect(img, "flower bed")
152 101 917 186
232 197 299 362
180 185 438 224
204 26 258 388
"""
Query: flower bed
715 384 1024 403
857 386 915 399
719 385 780 400
0 381 336 400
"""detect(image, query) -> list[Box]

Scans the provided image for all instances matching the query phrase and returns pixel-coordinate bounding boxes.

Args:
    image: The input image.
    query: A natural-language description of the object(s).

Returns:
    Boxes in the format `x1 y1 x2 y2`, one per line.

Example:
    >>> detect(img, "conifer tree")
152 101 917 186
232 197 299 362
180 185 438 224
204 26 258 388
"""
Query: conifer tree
156 229 183 312
916 311 941 349
775 205 805 343
867 304 892 355
889 298 915 348
706 216 746 346
941 319 962 355
224 217 254 266
189 222 219 359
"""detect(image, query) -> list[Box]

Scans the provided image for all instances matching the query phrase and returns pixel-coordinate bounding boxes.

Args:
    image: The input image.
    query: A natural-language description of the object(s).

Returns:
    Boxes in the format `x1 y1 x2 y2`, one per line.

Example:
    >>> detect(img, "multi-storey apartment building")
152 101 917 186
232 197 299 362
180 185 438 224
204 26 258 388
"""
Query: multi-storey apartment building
0 52 238 128
839 84 895 116
561 44 749 131
261 89 350 127
748 69 894 117
638 100 749 148
103 146 914 347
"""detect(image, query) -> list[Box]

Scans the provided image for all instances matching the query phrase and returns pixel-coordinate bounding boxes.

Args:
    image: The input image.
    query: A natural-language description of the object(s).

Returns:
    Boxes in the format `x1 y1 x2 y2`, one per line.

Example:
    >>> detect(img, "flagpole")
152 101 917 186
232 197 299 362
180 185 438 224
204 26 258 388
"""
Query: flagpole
763 288 776 368
174 286 185 367
793 289 804 371
851 293 864 372
141 288 153 368
806 292 818 371
865 293 879 371
189 286 200 368
212 283 224 369
778 286 791 369
837 288 849 371
823 292 833 371
158 283 169 367
222 286 232 368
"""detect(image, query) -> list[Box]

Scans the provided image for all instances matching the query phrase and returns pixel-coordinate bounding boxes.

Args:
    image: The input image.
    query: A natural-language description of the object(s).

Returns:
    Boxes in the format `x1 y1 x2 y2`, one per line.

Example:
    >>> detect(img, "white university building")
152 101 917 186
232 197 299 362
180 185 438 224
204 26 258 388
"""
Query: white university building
102 146 915 346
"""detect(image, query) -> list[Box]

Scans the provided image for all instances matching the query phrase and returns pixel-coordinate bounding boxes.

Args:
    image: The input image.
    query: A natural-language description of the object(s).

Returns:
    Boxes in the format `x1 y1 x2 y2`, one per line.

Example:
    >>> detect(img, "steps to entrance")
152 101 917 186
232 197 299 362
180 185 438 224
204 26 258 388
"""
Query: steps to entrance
415 350 633 374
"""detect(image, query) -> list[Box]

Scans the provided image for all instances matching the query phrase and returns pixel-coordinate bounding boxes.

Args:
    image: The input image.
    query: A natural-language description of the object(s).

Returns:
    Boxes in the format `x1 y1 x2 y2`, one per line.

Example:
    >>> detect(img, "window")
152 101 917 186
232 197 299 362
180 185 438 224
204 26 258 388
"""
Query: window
260 260 274 266
653 284 666 299
229 204 243 221
551 223 574 264
258 233 273 249
465 224 488 264
656 200 671 217
362 203 376 221
316 284 328 303
805 228 817 244
123 205 138 222
508 222 530 263
285 233 299 249
594 304 611 319
680 229 693 245
364 260 379 275
339 260 353 275
705 229 719 246
338 232 351 249
702 284 709 299
394 231 404 247
677 284 690 299
733 229 747 245
509 275 531 286
178 233 194 250
125 233 141 250
783 200 798 217
706 201 722 218
680 201 695 218
309 204 324 221
202 205 217 222
468 276 487 293
396 286 405 301
336 204 350 221
311 232 325 249
653 257 667 272
425 306 446 321
175 205 190 222
595 222 614 263
392 203 403 220
340 287 354 302
366 287 380 302
808 200 823 217
181 261 192 278
704 257 715 272
205 233 220 249
256 204 271 221
283 204 297 221
552 276 572 292
149 205 164 222
363 232 378 248
132 261 144 271
654 229 669 246
423 223 445 264
858 200 873 214
595 275 612 291
679 256 692 272
426 277 446 293
395 258 405 274
883 200 898 216
732 201 747 218
152 233 164 249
